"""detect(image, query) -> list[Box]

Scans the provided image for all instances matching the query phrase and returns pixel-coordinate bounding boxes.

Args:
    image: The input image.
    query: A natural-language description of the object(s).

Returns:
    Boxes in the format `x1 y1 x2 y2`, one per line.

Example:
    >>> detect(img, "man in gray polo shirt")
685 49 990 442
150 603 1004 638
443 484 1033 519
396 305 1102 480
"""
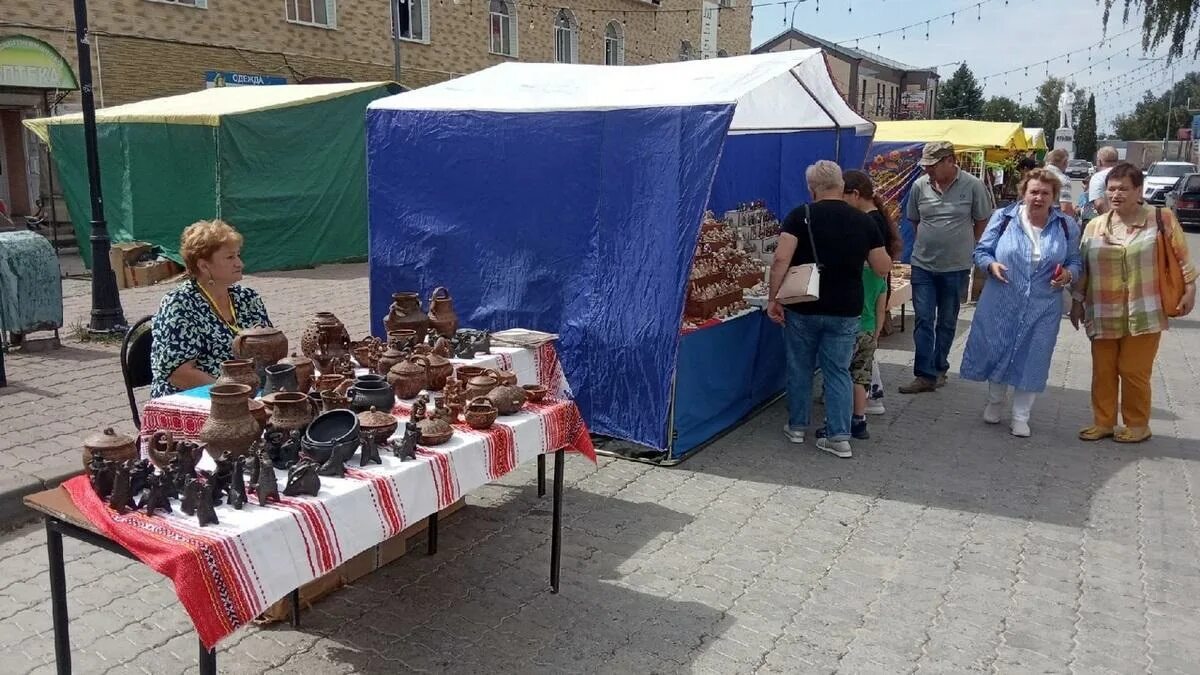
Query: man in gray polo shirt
900 141 993 394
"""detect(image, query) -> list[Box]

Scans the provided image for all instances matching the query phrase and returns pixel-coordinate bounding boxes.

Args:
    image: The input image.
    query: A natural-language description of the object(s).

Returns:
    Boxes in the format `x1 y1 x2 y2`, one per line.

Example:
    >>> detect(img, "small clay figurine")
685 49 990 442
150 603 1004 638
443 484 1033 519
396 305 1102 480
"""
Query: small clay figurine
196 479 220 527
129 459 154 499
359 434 382 467
139 473 173 515
108 461 136 514
210 456 234 507
247 443 263 486
181 477 199 516
284 461 321 497
411 394 429 422
88 456 115 499
227 456 248 510
318 445 347 477
256 455 281 504
393 421 420 461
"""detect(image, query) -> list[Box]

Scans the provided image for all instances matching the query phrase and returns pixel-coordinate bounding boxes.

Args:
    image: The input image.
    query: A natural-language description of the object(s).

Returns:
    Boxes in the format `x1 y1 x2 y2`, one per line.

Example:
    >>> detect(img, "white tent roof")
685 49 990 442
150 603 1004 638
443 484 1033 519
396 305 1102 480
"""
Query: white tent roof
370 50 873 134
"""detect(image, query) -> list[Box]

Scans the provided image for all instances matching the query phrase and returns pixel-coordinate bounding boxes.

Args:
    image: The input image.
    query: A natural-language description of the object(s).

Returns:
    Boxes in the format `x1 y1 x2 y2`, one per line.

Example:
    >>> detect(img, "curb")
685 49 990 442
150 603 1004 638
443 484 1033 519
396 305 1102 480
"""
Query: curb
0 462 81 532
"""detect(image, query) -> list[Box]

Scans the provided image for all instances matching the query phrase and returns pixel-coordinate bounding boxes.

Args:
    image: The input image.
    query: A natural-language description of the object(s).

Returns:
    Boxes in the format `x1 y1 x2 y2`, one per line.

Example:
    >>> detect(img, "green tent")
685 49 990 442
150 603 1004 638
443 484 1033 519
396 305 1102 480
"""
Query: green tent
25 82 400 272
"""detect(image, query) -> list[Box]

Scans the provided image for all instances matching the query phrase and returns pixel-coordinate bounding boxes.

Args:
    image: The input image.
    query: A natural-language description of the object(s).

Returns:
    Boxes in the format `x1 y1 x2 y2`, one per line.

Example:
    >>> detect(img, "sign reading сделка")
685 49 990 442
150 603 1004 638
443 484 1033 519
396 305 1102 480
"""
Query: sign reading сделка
0 35 78 90
204 71 288 88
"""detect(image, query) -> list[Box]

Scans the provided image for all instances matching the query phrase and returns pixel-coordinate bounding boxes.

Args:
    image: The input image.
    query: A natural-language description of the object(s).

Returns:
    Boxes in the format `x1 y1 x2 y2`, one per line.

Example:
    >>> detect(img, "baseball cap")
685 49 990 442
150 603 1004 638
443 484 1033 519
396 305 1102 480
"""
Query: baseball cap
918 140 955 166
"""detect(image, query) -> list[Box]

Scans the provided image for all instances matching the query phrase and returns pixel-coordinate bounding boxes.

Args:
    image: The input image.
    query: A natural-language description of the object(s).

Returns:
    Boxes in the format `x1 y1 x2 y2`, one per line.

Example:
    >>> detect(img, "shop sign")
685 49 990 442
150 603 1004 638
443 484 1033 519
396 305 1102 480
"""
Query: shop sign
900 90 927 118
0 36 78 90
204 71 288 88
699 0 719 59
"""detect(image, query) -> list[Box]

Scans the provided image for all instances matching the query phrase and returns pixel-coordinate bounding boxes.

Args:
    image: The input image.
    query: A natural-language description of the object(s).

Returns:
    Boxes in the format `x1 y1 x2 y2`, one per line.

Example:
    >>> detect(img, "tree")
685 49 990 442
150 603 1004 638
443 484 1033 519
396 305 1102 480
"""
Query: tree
981 96 1022 122
938 63 985 119
1101 0 1199 59
1076 93 1098 160
1112 72 1200 139
1018 105 1043 129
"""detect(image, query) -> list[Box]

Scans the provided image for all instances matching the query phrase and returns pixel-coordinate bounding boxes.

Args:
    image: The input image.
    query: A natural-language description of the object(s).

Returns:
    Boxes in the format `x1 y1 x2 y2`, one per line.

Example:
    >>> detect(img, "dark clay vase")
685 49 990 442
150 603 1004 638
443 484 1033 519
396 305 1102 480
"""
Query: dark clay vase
199 384 261 461
279 353 316 393
262 363 299 397
382 293 428 344
347 378 395 414
301 312 351 368
215 359 260 393
427 287 459 338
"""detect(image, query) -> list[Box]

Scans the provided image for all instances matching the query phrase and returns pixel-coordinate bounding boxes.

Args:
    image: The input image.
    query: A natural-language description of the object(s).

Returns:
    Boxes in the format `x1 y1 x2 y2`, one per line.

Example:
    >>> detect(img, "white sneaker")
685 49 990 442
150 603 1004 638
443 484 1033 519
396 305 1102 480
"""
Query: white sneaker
816 437 853 458
1011 420 1031 437
783 425 805 444
865 399 886 415
983 402 1003 424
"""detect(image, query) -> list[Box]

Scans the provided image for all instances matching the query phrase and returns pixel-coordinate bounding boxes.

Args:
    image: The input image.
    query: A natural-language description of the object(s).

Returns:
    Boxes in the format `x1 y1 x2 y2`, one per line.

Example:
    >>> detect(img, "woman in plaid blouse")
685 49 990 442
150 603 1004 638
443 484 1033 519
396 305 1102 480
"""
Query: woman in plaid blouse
1070 163 1197 443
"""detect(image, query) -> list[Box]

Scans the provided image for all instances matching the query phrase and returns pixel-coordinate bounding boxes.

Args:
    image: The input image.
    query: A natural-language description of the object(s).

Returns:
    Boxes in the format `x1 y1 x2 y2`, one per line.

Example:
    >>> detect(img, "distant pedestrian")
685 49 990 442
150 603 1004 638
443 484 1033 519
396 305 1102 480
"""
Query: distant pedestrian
1043 148 1076 217
1083 146 1119 221
1071 163 1197 443
960 169 1081 437
899 141 994 394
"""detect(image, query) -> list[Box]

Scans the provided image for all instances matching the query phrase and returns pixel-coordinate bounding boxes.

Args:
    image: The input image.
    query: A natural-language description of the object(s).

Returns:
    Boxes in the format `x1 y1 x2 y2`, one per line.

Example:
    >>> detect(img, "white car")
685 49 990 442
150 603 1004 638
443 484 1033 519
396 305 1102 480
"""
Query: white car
1144 161 1197 203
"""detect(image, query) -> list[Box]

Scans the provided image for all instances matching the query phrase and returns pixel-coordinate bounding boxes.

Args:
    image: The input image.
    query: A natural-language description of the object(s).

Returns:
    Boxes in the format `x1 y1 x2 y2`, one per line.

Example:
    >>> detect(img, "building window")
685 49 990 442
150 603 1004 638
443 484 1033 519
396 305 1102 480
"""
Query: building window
393 0 429 42
489 0 518 56
717 49 728 58
554 9 579 64
286 0 336 27
604 21 625 65
679 40 694 61
148 0 207 7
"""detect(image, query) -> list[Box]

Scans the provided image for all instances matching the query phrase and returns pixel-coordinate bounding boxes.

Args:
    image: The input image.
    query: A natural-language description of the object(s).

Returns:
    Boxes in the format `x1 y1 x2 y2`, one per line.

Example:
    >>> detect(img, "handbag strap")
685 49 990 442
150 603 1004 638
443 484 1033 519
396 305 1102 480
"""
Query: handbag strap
803 204 821 269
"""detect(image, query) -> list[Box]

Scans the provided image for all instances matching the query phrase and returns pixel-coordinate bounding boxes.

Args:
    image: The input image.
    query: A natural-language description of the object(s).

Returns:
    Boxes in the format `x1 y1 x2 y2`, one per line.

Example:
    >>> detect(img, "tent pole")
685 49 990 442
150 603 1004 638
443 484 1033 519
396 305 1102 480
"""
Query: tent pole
791 71 842 163
390 0 403 85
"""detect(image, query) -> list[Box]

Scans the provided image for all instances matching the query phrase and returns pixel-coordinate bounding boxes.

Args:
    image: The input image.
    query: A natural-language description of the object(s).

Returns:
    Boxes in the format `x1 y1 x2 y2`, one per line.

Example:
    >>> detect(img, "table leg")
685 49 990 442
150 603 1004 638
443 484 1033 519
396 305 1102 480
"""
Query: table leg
199 640 216 675
550 449 564 594
537 454 546 497
46 519 70 675
901 304 907 332
427 513 438 555
290 589 301 628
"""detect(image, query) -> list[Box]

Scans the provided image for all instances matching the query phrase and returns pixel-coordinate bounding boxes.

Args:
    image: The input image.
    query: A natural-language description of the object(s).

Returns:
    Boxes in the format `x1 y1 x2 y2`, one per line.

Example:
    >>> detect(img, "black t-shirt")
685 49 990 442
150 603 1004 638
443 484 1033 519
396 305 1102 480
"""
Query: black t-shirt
780 199 885 317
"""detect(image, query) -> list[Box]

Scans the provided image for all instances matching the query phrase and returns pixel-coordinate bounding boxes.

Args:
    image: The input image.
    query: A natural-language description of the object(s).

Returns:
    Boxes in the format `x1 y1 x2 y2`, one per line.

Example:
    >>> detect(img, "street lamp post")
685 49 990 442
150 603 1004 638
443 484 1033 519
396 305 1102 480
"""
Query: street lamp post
72 0 126 333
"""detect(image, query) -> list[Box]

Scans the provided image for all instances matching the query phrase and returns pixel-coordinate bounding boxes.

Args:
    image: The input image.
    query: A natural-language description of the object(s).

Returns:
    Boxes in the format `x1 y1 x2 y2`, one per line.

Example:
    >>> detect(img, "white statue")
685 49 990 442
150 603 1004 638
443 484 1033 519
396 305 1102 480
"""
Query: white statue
1058 90 1073 129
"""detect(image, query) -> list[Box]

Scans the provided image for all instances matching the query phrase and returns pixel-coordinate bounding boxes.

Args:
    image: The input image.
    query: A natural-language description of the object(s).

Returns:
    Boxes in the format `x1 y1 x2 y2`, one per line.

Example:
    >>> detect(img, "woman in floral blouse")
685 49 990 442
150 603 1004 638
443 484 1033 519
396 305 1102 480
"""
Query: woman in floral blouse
1070 163 1197 443
150 220 272 397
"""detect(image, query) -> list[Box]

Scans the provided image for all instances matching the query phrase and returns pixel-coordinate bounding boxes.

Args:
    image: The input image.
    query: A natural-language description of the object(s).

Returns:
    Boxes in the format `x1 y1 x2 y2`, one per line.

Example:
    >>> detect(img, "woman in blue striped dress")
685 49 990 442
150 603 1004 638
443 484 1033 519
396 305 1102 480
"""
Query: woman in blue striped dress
960 168 1082 437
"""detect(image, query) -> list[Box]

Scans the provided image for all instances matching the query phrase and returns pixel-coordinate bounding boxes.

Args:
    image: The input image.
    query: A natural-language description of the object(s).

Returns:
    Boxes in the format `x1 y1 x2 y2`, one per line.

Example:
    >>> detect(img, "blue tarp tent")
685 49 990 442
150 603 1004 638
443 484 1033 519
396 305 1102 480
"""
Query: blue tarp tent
366 50 874 452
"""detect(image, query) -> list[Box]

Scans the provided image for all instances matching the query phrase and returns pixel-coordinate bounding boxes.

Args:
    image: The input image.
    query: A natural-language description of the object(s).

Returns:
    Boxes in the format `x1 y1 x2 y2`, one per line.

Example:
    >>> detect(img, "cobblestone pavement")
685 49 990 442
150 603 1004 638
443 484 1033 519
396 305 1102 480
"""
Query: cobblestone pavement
2 235 1200 673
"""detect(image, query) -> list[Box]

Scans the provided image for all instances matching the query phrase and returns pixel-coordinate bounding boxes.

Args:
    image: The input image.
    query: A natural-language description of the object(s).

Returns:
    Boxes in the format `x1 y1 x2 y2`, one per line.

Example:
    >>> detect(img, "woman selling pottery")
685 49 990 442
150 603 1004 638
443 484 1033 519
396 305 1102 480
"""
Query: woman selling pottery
150 220 273 397
1070 163 1197 443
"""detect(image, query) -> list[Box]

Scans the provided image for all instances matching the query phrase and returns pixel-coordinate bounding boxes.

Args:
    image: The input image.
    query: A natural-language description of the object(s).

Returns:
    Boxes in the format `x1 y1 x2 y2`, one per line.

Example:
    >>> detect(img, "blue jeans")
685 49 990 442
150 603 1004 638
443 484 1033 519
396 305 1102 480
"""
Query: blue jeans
783 311 859 440
911 266 970 381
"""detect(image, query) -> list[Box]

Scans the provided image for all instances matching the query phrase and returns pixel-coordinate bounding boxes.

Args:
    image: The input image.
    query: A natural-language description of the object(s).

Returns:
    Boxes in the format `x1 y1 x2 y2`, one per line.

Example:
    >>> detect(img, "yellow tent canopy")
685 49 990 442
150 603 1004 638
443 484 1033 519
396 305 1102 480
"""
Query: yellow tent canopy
1023 128 1048 151
24 81 392 143
873 120 1029 151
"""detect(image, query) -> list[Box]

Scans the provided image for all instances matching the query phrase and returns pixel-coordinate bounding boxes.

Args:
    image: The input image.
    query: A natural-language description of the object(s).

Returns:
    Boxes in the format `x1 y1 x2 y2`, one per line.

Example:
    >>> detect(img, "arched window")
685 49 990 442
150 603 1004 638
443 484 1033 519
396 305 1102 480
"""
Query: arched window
717 49 729 58
554 9 579 63
678 40 694 61
604 21 625 65
489 0 517 56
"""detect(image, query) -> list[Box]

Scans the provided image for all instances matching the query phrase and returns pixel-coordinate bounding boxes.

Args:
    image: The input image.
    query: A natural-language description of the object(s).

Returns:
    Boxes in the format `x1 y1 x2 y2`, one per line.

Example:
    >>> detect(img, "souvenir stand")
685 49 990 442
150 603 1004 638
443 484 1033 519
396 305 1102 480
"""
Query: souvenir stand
364 50 874 463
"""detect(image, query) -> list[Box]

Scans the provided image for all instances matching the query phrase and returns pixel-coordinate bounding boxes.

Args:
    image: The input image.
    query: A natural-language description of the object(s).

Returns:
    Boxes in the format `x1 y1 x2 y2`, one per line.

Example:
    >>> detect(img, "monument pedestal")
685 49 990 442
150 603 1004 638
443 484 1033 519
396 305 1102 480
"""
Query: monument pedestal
1054 127 1075 159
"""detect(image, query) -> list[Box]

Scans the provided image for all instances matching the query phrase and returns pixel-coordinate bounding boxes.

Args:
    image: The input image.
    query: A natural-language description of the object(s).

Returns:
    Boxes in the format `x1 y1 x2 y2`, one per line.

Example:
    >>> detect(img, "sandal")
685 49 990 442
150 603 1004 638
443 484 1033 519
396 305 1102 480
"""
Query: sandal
1079 426 1115 441
1114 427 1152 443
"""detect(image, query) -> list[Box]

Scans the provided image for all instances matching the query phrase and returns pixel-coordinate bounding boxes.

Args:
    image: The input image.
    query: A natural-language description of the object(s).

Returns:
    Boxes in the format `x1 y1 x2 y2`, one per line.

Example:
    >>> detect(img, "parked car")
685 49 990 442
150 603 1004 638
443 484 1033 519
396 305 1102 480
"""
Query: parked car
1167 172 1200 229
1143 161 1197 203
1065 159 1093 179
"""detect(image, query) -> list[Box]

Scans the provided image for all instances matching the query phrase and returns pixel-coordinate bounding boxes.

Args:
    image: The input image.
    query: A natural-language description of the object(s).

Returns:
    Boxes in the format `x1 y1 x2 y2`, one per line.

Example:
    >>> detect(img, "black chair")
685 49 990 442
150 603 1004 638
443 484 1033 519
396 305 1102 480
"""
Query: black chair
121 315 154 430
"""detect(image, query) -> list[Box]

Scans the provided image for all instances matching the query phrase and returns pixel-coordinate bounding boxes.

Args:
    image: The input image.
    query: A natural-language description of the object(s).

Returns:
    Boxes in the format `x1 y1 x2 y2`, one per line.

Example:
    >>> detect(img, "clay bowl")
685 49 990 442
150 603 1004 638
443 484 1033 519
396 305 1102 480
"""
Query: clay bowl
456 365 486 381
522 384 548 403
302 409 360 463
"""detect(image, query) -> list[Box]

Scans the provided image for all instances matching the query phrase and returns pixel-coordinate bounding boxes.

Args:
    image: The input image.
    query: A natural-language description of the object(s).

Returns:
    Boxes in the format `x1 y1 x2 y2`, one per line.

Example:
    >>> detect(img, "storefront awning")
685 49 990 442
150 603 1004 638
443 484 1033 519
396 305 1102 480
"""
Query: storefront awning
873 120 1029 151
0 36 78 91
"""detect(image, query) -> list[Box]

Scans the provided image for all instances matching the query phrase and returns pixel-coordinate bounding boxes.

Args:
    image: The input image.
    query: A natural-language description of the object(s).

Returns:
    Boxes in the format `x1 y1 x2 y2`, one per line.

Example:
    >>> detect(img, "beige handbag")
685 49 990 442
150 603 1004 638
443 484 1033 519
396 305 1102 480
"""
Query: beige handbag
776 205 822 304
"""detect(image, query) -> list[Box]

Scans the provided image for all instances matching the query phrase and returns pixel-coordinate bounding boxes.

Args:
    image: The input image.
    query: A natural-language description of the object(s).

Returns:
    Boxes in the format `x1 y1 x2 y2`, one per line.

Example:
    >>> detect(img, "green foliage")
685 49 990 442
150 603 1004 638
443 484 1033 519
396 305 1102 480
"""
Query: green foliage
1111 72 1200 139
1076 94 1099 160
981 96 1022 122
1101 0 1200 59
938 63 985 119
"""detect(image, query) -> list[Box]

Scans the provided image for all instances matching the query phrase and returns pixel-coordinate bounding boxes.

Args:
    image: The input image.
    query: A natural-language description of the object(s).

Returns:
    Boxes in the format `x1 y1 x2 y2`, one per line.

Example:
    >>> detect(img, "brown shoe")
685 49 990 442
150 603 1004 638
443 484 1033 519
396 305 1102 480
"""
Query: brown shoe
1078 425 1115 441
1114 427 1152 443
899 377 938 394
936 374 948 388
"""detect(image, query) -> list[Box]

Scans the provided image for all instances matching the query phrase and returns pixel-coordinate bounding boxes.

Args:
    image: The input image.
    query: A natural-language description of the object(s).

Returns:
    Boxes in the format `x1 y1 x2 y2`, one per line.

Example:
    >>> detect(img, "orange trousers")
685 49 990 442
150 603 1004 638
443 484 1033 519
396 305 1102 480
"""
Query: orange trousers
1090 333 1162 429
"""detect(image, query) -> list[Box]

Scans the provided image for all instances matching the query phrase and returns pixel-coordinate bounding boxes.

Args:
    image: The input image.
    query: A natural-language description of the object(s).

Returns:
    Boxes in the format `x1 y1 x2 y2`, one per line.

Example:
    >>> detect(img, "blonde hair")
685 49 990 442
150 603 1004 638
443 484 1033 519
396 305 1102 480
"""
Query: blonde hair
180 219 243 277
805 160 845 194
1019 168 1062 200
1096 146 1118 165
1045 148 1069 167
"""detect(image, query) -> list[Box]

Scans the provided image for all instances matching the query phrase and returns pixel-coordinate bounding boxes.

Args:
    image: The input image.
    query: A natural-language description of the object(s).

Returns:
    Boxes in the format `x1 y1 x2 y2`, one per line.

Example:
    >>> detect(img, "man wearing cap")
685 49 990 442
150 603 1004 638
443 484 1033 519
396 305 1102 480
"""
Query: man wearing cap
900 141 994 394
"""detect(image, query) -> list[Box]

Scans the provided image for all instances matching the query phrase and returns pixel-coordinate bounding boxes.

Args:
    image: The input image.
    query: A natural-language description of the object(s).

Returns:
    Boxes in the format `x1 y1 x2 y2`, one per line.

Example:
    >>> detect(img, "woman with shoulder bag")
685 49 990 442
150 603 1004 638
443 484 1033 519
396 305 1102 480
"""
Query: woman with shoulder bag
767 161 892 459
1070 163 1197 443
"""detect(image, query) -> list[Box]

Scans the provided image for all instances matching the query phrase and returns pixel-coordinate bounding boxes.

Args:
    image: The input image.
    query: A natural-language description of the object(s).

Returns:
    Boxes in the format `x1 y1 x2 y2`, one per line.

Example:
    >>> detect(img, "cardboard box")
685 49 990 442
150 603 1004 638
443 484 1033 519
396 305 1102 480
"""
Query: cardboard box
129 259 184 288
107 242 152 290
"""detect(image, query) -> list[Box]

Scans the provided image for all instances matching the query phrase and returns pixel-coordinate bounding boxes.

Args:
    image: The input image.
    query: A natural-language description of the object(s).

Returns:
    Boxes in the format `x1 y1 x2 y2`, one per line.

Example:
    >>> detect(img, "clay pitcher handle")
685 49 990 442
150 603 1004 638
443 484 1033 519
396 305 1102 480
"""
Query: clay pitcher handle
431 286 450 301
469 396 495 412
232 333 247 357
411 355 431 378
335 379 354 396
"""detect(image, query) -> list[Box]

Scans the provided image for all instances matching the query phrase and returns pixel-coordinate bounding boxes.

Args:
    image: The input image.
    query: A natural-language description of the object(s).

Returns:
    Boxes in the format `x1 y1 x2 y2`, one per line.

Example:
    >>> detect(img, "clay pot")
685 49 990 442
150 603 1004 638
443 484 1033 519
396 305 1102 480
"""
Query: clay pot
279 353 316 393
383 293 429 343
321 390 350 411
464 397 498 430
308 391 325 416
301 312 351 369
215 358 260 392
522 384 548 403
376 342 409 377
456 365 485 382
262 363 299 397
465 370 499 400
494 370 518 387
268 392 314 431
232 326 288 369
199 384 261 461
347 377 395 414
82 427 138 470
416 409 454 446
388 355 430 400
248 398 269 428
357 406 398 444
423 351 453 392
427 287 459 338
314 373 347 393
486 383 528 416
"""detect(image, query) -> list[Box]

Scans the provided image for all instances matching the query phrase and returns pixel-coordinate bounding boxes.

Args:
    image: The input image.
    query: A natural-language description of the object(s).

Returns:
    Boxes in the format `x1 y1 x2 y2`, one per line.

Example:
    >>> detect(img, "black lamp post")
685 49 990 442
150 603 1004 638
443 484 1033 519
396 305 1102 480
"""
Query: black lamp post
73 0 126 332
